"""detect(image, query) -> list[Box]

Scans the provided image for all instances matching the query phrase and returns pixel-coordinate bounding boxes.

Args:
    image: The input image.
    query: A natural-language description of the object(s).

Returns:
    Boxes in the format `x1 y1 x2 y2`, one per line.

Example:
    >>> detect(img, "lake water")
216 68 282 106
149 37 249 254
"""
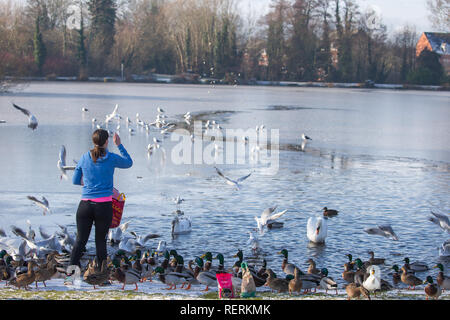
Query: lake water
0 82 449 287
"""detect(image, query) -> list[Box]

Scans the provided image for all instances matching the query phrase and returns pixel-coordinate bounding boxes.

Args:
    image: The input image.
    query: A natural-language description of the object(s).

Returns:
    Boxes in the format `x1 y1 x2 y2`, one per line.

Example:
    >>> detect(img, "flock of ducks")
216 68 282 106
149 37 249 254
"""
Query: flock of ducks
5 102 450 300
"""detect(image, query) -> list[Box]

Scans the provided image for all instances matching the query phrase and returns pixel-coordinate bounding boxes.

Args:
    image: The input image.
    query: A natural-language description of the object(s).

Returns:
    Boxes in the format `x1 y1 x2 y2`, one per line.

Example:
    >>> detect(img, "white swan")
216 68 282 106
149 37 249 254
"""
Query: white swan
171 211 192 235
307 216 327 243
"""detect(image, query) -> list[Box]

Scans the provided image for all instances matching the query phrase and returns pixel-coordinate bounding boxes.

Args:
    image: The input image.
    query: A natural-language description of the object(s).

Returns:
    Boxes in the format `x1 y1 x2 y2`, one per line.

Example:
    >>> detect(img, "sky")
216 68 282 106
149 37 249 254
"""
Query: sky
237 0 437 35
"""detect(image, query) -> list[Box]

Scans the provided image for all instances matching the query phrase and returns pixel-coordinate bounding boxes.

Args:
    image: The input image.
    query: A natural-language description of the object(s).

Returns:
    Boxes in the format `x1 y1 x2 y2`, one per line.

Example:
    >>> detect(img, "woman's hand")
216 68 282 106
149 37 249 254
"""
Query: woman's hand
113 132 121 146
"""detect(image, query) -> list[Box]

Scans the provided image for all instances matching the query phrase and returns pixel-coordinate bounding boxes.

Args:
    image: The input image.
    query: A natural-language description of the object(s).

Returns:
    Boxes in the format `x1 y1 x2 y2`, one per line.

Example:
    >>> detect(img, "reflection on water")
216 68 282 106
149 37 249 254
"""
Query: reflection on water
0 82 449 287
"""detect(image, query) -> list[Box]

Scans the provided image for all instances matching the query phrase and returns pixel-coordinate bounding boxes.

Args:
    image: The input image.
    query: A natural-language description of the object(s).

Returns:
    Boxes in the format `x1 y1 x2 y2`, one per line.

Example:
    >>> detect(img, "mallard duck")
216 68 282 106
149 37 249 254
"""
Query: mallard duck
84 260 110 289
353 259 369 285
278 249 302 276
232 250 265 287
403 257 429 272
345 283 371 300
307 258 321 275
322 207 338 217
342 263 356 283
434 263 450 291
0 256 15 285
213 253 225 273
392 265 401 285
194 257 217 291
139 251 154 282
424 276 441 300
111 257 141 291
200 252 216 272
362 265 381 295
34 253 58 288
368 251 385 265
400 266 422 290
8 260 37 290
307 216 328 243
264 268 289 293
319 268 338 294
288 267 302 295
345 254 355 270
153 266 191 290
184 260 201 290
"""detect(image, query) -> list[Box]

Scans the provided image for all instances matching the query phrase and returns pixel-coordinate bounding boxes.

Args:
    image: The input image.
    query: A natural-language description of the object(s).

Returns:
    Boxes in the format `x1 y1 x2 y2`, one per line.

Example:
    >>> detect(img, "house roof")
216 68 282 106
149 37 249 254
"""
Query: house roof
423 32 450 55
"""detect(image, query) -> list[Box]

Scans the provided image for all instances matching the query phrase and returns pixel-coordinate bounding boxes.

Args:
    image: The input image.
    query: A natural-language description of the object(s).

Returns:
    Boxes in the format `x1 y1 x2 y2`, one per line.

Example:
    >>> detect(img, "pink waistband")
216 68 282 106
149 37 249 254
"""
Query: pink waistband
81 196 113 203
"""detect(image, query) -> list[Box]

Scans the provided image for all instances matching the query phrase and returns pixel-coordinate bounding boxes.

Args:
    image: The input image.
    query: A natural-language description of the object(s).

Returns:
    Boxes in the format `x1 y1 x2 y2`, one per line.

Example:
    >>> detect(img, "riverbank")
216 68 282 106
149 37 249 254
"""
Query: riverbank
2 75 449 91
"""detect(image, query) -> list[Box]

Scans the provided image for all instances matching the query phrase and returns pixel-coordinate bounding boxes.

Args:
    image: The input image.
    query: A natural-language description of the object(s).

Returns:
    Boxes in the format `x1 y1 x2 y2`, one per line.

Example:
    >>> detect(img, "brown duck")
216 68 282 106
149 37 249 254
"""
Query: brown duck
84 259 110 289
35 253 58 288
367 251 385 265
345 283 371 300
400 266 422 290
288 267 303 295
307 259 321 275
264 268 289 293
322 207 338 217
342 263 356 283
9 261 37 290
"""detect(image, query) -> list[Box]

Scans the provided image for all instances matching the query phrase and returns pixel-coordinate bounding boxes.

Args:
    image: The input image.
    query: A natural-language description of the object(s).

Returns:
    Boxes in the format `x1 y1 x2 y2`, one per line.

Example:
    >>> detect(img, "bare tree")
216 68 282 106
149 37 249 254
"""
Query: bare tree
426 0 450 32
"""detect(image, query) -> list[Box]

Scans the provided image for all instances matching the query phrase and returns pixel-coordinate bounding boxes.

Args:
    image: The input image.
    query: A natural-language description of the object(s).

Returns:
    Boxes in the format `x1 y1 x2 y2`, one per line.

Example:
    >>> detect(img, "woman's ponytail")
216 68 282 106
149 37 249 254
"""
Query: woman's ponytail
90 129 109 163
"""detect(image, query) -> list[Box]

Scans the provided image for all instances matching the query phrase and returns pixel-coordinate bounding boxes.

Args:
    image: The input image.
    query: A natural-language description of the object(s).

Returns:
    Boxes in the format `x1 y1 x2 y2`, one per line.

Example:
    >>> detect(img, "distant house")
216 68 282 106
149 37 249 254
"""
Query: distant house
258 49 269 67
416 32 450 75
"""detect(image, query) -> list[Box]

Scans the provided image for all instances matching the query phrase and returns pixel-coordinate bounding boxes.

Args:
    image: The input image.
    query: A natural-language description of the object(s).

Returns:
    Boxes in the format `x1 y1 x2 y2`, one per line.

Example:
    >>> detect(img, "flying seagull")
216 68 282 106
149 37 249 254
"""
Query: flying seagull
214 166 252 190
57 145 76 180
255 206 288 231
429 211 450 233
302 133 312 141
364 224 398 241
12 103 38 130
105 104 119 123
27 196 51 215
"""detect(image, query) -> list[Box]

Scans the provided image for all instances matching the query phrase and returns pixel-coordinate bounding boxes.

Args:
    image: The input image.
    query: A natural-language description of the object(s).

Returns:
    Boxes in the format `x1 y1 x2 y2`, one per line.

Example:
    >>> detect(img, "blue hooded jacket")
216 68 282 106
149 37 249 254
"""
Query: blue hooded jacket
72 144 133 199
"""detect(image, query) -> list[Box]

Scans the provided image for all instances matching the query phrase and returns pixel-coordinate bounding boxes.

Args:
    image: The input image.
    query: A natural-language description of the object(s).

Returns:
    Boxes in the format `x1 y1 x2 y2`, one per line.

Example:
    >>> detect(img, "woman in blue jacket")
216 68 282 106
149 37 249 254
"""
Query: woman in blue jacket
69 129 133 271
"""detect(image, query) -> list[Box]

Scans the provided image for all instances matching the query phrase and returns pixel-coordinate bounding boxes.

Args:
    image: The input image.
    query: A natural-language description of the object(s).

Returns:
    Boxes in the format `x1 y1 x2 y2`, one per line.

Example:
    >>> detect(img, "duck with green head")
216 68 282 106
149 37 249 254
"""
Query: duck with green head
319 268 338 294
153 264 191 290
403 257 428 272
345 254 355 270
111 255 141 291
214 253 225 272
353 258 369 285
392 265 401 285
278 249 301 276
424 276 441 300
194 256 217 291
434 263 450 291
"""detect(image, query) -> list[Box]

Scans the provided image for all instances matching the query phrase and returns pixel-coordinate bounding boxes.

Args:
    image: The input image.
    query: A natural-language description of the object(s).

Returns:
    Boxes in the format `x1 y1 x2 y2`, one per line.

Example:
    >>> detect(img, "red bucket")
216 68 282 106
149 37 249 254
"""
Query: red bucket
110 188 125 228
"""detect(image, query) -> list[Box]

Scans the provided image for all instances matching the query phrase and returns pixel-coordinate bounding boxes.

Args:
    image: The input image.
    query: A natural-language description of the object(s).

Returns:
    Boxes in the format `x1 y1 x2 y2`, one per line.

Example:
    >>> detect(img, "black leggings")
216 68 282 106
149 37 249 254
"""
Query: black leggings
69 200 113 267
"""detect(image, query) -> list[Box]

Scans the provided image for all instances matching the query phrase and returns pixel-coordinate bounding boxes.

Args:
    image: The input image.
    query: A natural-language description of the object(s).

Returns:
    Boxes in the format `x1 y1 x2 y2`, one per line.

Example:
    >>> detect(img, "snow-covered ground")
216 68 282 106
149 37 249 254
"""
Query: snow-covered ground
1 277 448 300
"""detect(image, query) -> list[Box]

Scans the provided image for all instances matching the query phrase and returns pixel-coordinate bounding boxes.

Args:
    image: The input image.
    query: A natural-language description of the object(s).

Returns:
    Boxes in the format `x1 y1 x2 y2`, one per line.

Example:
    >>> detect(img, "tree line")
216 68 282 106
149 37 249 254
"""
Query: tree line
0 0 448 85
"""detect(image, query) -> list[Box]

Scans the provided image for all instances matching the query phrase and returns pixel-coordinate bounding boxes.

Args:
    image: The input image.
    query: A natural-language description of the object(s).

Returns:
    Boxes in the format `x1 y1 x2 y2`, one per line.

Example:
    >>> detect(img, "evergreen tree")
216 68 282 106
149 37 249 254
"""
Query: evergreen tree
77 6 88 79
33 17 47 76
87 0 117 75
